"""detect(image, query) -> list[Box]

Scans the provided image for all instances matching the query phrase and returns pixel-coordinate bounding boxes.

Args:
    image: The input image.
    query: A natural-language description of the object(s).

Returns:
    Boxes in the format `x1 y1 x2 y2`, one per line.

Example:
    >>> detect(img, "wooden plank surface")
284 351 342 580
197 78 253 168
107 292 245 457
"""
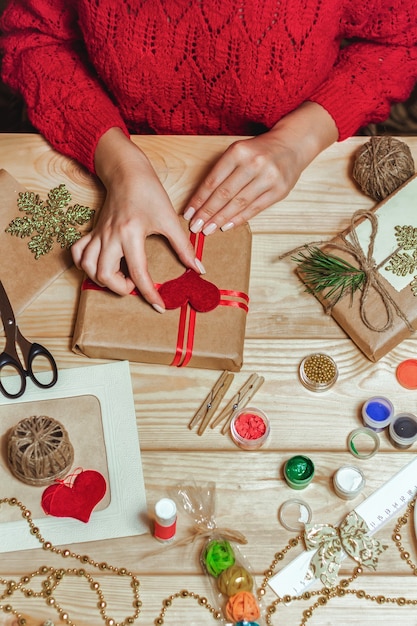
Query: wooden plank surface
1 134 417 626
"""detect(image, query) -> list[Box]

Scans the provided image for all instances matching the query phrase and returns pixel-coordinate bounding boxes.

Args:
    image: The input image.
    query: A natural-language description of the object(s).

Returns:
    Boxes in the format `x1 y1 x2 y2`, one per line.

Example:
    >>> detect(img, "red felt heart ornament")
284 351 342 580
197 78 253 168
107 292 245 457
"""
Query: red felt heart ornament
158 269 220 312
41 470 107 523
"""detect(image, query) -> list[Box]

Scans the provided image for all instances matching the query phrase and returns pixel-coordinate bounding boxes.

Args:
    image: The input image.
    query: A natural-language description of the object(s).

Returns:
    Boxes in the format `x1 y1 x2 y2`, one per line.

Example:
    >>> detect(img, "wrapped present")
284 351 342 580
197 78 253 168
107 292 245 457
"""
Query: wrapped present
0 169 94 316
0 169 89 315
294 174 417 361
72 221 251 370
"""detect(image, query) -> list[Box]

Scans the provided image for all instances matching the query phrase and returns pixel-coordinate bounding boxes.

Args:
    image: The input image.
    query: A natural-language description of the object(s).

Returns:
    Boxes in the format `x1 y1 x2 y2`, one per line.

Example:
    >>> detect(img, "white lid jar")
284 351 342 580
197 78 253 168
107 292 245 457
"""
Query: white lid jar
153 498 177 542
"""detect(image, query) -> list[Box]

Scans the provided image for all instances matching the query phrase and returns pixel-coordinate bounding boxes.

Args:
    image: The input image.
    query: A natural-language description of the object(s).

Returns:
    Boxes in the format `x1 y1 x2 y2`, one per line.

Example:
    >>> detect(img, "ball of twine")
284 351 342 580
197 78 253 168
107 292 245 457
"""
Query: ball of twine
352 136 415 202
7 415 74 486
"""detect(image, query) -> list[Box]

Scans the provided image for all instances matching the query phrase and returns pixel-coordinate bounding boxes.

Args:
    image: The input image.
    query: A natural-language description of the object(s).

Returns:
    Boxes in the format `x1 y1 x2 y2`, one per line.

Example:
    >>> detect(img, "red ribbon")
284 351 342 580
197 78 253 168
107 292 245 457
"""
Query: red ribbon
169 232 249 366
82 232 249 367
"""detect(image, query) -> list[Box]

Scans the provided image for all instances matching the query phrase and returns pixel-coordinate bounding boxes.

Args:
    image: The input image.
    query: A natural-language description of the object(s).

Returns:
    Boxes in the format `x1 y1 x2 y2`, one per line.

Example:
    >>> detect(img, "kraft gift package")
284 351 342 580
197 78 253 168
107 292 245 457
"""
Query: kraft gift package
73 221 252 371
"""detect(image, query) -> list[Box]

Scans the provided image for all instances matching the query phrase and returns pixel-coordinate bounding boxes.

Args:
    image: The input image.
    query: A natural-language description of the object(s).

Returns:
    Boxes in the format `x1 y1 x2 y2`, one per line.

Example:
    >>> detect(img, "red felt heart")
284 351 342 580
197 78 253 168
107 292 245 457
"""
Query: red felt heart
158 269 220 312
41 470 107 523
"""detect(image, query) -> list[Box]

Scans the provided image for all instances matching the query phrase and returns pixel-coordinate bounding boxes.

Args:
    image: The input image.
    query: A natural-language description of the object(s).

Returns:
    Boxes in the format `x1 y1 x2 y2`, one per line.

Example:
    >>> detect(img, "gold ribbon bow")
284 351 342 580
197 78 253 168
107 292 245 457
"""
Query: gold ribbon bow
304 510 388 588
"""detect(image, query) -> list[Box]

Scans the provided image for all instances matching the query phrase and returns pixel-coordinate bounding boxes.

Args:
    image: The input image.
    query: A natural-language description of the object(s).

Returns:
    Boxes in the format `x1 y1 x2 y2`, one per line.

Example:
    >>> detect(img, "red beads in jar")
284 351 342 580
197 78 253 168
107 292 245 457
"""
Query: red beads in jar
230 407 270 450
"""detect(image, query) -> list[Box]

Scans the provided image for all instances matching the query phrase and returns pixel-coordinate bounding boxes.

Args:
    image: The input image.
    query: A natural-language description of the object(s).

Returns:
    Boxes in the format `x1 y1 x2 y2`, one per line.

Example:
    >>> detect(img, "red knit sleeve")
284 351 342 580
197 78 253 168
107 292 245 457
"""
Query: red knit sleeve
0 0 130 172
308 0 417 140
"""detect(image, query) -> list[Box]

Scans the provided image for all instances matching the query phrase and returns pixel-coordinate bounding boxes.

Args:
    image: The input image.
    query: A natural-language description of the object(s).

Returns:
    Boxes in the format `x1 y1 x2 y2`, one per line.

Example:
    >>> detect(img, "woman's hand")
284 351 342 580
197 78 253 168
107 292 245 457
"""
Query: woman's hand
71 129 204 312
183 102 339 234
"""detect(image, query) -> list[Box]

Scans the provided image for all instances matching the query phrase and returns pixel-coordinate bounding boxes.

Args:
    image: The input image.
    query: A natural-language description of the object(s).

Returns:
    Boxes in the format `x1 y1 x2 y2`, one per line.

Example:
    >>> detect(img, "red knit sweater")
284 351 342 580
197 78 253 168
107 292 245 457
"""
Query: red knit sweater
1 0 417 173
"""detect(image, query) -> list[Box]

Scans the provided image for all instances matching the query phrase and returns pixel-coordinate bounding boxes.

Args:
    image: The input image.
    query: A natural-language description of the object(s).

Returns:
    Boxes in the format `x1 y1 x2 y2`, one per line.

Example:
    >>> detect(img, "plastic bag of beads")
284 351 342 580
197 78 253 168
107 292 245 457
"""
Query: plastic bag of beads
201 536 265 625
173 481 265 625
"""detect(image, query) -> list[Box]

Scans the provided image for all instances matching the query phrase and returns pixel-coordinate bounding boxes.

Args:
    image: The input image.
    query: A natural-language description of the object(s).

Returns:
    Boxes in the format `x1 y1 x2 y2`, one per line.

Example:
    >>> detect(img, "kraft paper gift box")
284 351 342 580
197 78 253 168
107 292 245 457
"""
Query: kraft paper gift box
296 174 417 362
72 222 252 371
0 169 93 316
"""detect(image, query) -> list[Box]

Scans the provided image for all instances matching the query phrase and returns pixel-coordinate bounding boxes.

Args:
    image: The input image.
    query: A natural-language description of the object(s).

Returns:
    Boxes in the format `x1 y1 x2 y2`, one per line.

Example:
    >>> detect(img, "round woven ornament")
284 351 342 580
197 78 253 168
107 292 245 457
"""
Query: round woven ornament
7 415 74 486
352 136 415 201
217 564 253 596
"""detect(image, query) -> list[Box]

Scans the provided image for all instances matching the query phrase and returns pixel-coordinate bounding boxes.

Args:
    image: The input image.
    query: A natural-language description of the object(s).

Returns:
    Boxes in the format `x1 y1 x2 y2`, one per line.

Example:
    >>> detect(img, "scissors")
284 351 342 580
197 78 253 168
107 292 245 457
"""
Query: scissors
0 280 58 399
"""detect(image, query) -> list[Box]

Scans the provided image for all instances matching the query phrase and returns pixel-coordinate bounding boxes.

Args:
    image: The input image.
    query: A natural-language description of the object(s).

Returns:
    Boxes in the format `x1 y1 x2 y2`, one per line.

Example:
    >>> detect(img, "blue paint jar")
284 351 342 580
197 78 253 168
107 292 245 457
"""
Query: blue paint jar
362 396 394 432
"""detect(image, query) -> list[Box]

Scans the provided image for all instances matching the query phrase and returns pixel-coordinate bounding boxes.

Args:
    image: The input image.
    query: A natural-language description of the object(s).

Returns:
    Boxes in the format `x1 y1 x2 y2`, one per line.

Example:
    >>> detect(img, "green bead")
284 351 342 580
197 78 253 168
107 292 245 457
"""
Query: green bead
203 540 235 577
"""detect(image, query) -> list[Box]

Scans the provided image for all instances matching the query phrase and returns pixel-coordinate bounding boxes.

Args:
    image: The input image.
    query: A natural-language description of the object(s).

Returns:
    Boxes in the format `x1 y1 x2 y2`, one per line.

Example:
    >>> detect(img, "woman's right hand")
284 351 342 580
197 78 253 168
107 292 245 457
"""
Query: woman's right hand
71 128 204 312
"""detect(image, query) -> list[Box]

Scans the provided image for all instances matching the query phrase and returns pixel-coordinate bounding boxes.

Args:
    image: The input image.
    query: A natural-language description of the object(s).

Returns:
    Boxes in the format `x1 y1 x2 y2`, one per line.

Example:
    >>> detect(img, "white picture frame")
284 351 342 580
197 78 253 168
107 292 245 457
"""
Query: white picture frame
0 360 148 552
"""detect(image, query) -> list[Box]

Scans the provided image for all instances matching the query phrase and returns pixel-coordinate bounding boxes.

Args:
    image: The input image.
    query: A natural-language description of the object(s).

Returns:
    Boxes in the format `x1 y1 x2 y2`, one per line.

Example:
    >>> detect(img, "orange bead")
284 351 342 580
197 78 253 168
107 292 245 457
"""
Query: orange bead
225 591 260 622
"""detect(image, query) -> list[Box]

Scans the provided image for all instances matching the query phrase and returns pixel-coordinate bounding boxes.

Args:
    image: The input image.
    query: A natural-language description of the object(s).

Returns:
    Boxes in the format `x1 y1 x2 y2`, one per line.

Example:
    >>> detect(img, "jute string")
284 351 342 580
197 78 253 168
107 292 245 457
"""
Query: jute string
352 136 415 201
7 415 74 486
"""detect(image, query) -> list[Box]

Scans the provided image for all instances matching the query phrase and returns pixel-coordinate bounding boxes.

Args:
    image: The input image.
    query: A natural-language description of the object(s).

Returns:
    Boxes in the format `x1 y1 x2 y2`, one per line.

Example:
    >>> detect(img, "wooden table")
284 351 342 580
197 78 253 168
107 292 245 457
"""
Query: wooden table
1 133 417 626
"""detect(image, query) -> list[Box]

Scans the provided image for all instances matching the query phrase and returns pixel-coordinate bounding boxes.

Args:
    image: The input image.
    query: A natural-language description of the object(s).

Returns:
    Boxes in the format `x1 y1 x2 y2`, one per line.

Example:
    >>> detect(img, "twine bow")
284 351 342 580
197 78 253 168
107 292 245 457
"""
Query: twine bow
334 209 413 333
304 510 388 588
143 523 247 559
170 523 247 548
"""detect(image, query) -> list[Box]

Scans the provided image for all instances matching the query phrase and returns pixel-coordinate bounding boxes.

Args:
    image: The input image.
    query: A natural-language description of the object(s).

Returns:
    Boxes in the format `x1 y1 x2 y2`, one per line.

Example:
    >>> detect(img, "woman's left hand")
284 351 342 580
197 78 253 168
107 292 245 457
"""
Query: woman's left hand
183 102 339 234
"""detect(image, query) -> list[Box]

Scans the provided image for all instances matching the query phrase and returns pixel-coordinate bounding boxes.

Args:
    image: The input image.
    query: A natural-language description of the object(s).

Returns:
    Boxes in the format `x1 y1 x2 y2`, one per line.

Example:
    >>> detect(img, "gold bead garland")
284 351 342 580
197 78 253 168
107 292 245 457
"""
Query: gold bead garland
0 497 141 626
1 497 417 625
153 590 222 625
258 499 417 625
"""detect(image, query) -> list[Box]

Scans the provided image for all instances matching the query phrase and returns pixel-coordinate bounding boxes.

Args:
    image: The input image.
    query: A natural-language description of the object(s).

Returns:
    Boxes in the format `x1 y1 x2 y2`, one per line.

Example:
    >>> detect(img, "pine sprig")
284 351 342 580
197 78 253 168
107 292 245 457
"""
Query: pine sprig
293 246 365 306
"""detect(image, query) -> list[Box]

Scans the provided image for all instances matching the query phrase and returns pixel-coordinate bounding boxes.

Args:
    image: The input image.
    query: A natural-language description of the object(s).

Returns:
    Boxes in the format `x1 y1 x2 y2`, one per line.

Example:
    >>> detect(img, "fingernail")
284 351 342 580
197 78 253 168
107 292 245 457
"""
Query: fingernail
183 206 195 221
202 223 217 236
152 303 166 314
190 218 204 233
221 221 235 232
195 258 206 274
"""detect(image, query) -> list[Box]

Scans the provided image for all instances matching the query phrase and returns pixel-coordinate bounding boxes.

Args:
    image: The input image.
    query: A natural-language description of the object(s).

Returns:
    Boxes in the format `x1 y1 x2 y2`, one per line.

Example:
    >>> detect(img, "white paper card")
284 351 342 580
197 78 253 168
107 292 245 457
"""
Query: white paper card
350 176 417 292
0 361 148 552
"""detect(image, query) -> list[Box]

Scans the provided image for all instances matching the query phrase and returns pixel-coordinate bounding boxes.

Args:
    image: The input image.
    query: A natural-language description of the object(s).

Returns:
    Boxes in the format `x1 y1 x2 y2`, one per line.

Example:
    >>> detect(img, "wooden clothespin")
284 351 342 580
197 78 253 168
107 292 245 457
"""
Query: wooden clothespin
210 373 265 434
188 370 235 436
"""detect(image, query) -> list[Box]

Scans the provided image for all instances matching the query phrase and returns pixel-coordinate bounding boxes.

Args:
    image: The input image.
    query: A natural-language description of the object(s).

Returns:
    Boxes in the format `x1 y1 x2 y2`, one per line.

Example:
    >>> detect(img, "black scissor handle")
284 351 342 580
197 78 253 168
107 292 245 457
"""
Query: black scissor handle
0 352 26 399
26 342 58 389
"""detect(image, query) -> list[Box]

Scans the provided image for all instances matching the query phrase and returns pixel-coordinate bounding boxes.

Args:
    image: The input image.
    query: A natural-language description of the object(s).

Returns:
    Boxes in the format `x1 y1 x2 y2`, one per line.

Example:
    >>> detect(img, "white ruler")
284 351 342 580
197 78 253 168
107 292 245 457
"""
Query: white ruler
269 457 417 598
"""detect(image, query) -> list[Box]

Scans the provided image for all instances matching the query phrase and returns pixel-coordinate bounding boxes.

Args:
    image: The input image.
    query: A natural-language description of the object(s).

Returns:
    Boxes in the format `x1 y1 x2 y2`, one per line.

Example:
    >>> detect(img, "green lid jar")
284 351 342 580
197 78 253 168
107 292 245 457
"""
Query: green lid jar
284 455 315 490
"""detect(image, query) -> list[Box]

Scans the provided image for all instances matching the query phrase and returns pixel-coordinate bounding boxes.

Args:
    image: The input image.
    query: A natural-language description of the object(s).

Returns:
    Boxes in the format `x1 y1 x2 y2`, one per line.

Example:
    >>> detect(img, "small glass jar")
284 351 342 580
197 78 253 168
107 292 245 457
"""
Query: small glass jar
284 455 315 490
389 413 417 449
299 353 338 392
362 396 394 432
348 427 380 459
333 465 365 500
278 498 313 531
230 407 270 450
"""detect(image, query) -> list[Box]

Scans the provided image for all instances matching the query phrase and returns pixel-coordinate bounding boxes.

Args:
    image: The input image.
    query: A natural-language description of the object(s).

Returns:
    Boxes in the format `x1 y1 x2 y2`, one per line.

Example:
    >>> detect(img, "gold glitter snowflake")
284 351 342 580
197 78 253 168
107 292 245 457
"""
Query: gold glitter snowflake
385 224 417 296
6 184 94 259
